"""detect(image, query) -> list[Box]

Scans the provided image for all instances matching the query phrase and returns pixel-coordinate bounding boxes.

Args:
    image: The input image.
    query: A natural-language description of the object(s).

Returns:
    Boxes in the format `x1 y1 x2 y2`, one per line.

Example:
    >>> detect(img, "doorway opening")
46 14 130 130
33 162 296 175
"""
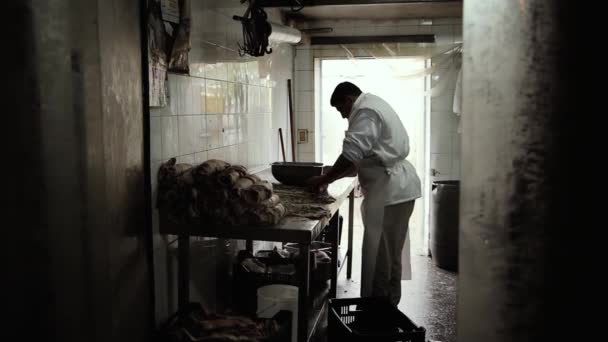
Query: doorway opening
316 57 430 255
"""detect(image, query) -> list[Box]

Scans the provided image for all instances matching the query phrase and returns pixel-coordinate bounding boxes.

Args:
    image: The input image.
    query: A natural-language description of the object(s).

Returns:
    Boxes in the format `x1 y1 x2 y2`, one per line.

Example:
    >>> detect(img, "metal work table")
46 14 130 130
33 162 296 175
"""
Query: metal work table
159 173 357 342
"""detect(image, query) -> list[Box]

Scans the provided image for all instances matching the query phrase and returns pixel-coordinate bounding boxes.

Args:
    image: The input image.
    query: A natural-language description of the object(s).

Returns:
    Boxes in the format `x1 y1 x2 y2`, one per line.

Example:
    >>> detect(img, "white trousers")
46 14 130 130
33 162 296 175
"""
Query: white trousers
361 200 415 306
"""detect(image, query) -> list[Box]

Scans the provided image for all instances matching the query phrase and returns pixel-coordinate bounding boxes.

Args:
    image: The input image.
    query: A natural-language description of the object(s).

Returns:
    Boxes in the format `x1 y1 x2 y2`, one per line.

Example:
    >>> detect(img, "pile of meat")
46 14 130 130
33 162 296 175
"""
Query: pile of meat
157 158 286 226
271 183 336 220
157 303 287 342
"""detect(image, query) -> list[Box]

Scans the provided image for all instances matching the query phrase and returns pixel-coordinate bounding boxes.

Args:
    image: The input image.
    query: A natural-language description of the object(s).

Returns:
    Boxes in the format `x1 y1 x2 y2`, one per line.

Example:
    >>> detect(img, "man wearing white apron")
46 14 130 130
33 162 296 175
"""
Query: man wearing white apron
308 82 421 306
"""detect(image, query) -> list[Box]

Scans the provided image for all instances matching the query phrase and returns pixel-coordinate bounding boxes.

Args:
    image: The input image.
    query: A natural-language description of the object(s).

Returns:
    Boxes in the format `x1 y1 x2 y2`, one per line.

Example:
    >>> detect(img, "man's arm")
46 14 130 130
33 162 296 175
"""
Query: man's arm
307 154 355 192
308 109 380 191
324 154 355 183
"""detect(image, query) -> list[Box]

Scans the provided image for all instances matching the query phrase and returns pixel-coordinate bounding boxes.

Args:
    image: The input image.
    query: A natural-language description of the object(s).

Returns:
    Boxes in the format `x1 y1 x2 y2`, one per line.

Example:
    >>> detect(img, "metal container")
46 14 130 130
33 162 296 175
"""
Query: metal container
271 162 324 186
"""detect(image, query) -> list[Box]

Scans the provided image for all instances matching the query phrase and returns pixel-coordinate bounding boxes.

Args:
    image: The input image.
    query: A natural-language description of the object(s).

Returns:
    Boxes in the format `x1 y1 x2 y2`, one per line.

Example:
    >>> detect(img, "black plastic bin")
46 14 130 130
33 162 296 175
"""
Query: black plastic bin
430 180 460 272
328 297 426 342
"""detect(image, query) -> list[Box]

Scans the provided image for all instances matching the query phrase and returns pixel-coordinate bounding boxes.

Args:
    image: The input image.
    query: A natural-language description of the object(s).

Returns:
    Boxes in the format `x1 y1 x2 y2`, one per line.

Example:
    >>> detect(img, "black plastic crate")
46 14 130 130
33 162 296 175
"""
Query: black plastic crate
328 297 426 342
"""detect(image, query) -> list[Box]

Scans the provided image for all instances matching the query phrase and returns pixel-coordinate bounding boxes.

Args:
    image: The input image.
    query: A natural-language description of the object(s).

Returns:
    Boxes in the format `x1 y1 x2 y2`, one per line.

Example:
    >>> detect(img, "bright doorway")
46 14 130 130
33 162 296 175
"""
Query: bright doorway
316 57 430 254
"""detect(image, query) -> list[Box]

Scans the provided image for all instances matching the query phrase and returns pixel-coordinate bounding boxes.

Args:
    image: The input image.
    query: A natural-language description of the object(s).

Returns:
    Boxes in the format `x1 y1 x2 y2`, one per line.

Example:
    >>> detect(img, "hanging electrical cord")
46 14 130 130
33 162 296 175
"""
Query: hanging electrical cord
233 0 273 57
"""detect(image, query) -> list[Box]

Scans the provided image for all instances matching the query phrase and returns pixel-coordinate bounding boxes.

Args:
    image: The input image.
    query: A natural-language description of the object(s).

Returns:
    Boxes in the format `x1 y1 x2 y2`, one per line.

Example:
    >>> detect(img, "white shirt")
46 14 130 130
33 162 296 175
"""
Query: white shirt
342 93 422 205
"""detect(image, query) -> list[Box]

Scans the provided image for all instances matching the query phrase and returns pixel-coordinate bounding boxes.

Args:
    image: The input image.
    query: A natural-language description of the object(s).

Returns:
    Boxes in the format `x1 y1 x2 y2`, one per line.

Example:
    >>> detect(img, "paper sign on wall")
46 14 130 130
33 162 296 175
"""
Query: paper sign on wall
161 0 180 24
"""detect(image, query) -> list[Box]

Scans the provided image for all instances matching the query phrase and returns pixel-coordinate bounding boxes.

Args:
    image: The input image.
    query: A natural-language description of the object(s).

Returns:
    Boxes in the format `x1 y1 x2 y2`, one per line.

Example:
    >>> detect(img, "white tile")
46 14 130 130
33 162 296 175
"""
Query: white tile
236 114 245 143
205 63 218 80
296 71 313 92
205 80 224 114
220 114 228 146
150 117 162 161
207 147 224 161
296 91 314 112
255 86 264 114
295 49 313 71
194 78 206 114
430 111 443 133
249 86 261 114
150 106 170 117
297 111 314 131
228 114 237 145
194 151 208 164
226 82 236 114
226 62 236 82
237 143 250 169
431 95 453 112
161 116 179 159
246 61 259 85
175 75 190 115
246 86 254 114
207 62 228 81
178 115 203 155
431 132 452 154
177 154 195 165
452 131 462 156
205 79 216 113
187 78 201 115
240 83 248 114
167 73 180 115
233 83 242 114
197 115 208 152
298 140 314 153
238 63 248 84
206 115 221 149
451 158 461 178
255 86 268 113
431 153 452 177
441 111 460 134
260 87 271 113
299 152 316 163
228 145 238 164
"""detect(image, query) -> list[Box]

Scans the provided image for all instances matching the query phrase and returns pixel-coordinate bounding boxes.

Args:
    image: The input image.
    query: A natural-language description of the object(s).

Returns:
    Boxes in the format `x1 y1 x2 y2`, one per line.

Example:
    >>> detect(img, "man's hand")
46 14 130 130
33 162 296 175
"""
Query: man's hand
307 175 329 194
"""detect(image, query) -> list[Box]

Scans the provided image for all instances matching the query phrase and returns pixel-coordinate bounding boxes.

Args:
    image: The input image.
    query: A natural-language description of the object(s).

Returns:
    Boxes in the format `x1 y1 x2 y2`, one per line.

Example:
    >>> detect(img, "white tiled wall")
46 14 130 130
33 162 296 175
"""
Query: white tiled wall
149 0 293 323
430 50 461 181
293 18 462 174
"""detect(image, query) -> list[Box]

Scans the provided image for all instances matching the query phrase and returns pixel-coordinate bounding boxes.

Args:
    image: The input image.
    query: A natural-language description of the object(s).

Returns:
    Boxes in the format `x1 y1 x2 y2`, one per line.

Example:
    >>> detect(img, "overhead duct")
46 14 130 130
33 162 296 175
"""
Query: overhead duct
233 1 302 56
268 22 302 44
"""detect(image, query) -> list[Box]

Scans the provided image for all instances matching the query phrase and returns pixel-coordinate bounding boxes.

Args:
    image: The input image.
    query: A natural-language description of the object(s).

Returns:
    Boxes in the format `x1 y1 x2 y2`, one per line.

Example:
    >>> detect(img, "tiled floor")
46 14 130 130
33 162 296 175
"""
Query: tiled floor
312 198 458 342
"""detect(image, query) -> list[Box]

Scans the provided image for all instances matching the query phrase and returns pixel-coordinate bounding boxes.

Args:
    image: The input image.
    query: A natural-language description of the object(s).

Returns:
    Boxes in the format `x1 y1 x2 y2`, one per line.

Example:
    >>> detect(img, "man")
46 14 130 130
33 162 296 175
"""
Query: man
308 82 421 306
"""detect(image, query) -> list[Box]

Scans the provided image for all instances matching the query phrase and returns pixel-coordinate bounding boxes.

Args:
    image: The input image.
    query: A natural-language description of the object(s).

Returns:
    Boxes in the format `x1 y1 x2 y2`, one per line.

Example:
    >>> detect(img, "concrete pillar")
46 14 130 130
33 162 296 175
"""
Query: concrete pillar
7 1 151 341
459 1 589 341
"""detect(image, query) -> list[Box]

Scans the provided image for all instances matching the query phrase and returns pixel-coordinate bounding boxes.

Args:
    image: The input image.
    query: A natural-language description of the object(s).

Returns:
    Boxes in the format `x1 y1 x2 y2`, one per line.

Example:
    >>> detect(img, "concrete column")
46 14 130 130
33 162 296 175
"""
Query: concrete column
459 1 587 341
